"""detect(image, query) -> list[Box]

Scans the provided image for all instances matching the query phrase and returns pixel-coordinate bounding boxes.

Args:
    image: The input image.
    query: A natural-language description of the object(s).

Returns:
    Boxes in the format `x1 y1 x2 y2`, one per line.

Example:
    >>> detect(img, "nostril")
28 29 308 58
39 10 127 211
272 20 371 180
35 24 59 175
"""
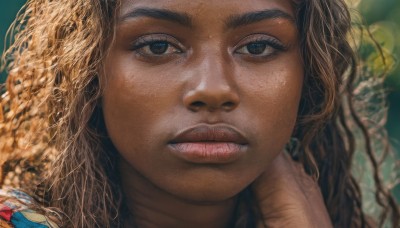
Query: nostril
191 101 206 107
224 102 235 107
189 101 237 112
222 101 236 110
189 101 206 111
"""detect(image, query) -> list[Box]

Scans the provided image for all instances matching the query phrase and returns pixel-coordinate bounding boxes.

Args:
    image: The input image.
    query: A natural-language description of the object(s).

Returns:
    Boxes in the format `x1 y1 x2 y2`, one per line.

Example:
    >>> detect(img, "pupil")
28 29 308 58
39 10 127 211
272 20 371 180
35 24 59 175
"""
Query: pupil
247 43 266 55
150 42 169 54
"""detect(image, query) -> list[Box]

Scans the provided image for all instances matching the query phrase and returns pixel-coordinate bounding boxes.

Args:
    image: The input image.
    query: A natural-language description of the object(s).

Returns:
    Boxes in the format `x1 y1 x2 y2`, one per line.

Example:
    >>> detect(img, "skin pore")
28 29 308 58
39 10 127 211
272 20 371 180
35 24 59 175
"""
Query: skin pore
102 0 306 227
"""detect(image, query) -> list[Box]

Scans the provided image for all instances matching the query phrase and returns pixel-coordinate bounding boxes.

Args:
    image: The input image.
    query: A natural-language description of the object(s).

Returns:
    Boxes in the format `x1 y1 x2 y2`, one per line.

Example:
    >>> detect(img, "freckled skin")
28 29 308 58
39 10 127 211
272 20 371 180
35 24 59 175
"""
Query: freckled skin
102 0 304 227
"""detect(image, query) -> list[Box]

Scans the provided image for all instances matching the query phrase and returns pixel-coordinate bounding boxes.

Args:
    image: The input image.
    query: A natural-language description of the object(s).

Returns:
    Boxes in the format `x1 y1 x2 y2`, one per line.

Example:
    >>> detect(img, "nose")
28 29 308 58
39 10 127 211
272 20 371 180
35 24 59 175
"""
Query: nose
183 57 240 112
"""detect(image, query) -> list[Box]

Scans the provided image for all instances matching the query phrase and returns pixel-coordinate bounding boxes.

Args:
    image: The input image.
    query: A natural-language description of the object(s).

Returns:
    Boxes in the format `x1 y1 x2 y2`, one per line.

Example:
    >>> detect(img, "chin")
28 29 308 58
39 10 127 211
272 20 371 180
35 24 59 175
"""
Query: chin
158 169 256 203
171 184 245 203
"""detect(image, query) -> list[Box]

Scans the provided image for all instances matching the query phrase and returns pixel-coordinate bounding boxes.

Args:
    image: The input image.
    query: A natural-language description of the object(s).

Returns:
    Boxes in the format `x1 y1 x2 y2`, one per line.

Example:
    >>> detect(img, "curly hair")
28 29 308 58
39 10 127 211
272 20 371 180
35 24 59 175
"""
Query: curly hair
0 0 398 227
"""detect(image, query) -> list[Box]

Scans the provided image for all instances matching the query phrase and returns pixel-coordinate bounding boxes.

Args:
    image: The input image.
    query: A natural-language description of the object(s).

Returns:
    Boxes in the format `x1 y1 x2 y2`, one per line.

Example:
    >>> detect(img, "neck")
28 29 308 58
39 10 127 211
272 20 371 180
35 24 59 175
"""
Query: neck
119 159 237 228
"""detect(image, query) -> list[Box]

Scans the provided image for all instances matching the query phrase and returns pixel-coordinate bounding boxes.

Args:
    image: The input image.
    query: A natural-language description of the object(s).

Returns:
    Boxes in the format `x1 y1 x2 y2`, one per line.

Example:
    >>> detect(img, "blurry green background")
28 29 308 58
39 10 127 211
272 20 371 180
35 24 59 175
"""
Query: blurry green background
0 0 399 200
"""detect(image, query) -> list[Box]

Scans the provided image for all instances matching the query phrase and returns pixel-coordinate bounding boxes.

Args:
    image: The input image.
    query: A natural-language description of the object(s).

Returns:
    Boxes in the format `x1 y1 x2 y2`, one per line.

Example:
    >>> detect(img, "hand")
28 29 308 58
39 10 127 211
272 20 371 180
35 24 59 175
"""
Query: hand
252 152 333 228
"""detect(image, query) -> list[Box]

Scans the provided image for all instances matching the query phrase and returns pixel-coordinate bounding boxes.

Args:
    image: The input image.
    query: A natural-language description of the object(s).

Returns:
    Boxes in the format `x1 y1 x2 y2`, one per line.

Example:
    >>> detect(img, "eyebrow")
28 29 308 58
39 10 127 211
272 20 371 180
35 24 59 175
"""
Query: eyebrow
119 8 193 27
119 7 294 29
226 9 295 29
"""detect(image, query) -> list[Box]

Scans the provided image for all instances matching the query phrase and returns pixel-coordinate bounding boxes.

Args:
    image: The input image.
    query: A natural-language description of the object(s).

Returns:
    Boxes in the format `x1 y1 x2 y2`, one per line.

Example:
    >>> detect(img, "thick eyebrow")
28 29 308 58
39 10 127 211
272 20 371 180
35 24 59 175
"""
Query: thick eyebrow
119 7 193 27
226 9 295 29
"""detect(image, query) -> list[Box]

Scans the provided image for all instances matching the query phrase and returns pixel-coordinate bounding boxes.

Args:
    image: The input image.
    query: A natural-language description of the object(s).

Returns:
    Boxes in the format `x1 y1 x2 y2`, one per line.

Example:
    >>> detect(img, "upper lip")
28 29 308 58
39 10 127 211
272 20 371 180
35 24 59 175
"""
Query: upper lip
169 124 248 145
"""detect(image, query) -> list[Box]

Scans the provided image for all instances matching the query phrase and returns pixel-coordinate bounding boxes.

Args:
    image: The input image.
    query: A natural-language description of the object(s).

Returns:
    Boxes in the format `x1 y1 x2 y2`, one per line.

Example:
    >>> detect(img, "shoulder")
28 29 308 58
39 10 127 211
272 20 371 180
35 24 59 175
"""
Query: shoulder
0 188 60 228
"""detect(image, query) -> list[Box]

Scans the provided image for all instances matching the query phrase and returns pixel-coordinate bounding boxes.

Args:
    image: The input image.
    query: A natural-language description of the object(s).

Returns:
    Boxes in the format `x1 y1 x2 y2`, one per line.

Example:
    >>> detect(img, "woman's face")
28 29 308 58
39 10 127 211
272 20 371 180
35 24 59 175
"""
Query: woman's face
103 0 303 202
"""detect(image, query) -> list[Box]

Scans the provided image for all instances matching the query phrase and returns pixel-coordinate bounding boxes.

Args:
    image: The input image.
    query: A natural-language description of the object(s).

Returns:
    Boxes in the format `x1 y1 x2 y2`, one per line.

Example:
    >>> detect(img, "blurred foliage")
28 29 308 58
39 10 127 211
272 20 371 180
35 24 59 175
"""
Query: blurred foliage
0 1 25 83
348 0 400 205
356 0 400 90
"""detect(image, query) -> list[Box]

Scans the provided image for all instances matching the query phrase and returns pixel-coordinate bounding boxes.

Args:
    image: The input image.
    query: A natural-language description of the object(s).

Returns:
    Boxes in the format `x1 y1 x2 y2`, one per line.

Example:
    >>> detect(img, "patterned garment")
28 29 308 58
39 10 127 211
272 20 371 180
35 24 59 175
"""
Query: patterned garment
0 188 59 228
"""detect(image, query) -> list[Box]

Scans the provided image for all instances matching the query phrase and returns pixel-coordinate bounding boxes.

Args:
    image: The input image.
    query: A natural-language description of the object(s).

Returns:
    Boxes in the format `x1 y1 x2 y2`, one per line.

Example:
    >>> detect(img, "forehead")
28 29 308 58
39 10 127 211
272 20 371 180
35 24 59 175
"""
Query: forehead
119 0 296 20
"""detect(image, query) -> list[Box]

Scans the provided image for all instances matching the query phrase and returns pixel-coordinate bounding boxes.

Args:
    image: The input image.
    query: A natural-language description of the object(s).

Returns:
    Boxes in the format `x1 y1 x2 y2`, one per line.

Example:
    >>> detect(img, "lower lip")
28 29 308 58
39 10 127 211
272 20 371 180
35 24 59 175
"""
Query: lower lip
168 142 246 164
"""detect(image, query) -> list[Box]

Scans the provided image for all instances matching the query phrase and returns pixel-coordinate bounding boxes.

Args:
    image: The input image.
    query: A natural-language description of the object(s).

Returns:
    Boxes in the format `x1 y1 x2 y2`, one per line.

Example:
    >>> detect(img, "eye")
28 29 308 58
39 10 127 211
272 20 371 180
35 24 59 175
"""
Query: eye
136 41 181 55
234 35 287 58
131 34 183 57
236 42 274 56
147 41 170 55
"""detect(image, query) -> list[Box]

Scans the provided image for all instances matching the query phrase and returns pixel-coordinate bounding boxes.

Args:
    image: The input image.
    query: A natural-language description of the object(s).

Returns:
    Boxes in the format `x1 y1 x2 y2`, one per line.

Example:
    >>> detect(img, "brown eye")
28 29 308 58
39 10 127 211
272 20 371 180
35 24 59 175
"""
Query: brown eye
135 41 181 56
246 43 268 55
234 34 287 59
236 41 274 57
131 34 184 58
149 42 170 55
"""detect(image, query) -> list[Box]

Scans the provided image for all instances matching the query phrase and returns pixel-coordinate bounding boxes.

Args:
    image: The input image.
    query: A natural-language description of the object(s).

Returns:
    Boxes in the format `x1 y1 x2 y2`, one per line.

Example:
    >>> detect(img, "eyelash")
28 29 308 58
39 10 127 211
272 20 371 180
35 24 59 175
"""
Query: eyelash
130 34 287 60
130 34 183 58
234 36 288 58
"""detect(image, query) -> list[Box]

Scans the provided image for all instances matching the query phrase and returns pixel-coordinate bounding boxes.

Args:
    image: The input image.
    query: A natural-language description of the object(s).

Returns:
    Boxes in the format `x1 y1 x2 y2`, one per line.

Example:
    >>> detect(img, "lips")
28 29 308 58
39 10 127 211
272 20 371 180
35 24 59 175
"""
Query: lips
168 124 249 164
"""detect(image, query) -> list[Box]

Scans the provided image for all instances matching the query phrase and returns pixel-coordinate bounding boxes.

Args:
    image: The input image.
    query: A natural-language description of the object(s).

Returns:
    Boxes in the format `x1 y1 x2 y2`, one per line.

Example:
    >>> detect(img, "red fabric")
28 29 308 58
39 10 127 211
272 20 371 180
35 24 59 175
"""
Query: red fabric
0 205 13 221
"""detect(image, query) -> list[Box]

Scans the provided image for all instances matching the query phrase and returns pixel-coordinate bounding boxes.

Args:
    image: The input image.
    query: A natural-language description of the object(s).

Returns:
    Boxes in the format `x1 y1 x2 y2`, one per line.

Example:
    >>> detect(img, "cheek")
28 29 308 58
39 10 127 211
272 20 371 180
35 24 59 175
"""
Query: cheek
234 55 303 170
238 56 304 139
101 61 177 156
